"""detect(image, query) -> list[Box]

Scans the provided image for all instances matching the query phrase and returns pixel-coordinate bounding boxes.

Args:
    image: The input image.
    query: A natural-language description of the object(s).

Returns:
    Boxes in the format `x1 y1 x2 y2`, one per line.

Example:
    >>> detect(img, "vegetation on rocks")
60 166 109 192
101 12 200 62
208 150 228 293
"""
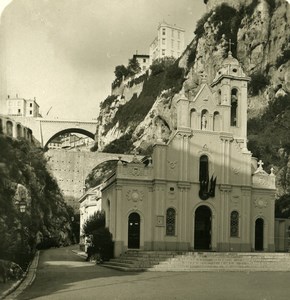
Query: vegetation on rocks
248 72 270 96
112 57 141 89
247 93 290 217
0 135 74 269
102 57 184 152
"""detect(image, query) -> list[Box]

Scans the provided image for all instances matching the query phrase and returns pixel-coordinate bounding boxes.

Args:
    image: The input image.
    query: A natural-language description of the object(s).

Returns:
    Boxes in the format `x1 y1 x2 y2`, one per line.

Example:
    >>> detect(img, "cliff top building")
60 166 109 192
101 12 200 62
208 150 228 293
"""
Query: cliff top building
6 94 40 118
149 22 185 64
132 54 150 71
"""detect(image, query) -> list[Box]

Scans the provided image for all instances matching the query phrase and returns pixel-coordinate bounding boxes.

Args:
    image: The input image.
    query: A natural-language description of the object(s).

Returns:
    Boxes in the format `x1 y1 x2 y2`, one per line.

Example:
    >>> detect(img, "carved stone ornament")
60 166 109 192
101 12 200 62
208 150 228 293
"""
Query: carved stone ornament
126 189 144 202
231 195 239 204
254 197 268 209
168 160 177 169
131 166 141 176
156 215 164 226
232 167 241 175
203 144 209 151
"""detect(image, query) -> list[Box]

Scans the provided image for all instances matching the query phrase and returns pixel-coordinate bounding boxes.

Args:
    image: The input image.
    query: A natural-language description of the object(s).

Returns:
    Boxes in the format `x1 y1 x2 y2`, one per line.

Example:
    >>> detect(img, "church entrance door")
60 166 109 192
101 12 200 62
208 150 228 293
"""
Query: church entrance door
194 206 212 250
255 218 264 251
128 212 140 249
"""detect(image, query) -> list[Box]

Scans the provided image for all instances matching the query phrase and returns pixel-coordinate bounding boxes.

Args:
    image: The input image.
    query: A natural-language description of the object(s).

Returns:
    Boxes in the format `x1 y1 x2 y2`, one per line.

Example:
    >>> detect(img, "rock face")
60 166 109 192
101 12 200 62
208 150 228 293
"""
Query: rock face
96 0 290 155
0 135 74 267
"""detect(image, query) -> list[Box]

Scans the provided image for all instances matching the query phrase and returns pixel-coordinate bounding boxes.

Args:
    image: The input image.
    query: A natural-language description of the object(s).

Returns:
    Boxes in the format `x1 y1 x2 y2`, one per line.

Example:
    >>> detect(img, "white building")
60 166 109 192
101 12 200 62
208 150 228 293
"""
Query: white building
149 22 185 64
6 95 40 118
132 54 150 71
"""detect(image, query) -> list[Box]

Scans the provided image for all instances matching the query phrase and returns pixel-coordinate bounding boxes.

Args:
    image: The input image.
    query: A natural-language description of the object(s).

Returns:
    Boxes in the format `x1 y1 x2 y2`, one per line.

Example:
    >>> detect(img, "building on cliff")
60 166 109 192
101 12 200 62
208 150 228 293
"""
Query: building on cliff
149 22 185 64
102 52 276 257
6 94 41 118
132 54 150 71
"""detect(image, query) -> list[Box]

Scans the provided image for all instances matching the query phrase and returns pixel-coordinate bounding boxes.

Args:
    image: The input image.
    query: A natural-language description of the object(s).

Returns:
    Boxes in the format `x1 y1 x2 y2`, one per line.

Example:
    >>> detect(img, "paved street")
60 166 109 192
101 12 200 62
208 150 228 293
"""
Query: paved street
7 246 290 300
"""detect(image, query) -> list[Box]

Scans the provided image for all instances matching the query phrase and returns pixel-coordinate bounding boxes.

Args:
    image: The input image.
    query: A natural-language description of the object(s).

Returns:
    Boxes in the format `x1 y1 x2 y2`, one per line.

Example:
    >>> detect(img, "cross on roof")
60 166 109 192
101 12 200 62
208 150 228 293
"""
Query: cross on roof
257 159 264 170
227 38 234 53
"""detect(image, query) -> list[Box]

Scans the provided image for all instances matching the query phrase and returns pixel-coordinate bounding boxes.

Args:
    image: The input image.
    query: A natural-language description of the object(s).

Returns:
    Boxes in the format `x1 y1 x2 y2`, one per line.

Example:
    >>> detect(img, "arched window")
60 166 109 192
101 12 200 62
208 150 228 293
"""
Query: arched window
230 211 239 237
231 89 238 126
201 109 208 130
166 208 176 236
199 155 209 182
213 111 221 131
190 109 197 129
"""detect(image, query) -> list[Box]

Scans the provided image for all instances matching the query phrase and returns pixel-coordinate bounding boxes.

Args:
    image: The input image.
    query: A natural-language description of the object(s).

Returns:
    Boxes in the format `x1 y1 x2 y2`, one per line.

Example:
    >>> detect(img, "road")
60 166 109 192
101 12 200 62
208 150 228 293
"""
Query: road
8 246 290 300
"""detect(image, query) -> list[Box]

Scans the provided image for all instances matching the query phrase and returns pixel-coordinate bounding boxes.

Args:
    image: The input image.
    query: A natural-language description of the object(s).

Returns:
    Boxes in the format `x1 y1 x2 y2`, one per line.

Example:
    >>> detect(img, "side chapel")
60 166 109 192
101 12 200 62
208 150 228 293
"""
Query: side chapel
102 52 276 257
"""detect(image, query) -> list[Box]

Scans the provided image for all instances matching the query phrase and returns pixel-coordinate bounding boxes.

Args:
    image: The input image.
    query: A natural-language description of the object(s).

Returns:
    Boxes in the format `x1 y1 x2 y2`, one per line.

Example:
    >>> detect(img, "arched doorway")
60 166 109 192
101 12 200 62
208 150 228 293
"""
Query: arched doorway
128 212 140 249
194 206 212 250
255 218 264 251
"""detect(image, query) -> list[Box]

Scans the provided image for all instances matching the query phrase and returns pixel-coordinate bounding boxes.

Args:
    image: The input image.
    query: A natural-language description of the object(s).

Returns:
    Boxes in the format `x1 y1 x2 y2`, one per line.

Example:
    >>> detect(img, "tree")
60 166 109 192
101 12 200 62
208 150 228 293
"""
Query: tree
82 211 105 236
82 211 114 261
114 65 129 80
127 58 141 76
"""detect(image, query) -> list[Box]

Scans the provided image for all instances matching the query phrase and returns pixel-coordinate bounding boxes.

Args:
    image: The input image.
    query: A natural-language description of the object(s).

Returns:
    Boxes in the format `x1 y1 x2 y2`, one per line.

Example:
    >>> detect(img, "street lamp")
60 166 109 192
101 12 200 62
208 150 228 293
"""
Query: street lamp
18 200 26 269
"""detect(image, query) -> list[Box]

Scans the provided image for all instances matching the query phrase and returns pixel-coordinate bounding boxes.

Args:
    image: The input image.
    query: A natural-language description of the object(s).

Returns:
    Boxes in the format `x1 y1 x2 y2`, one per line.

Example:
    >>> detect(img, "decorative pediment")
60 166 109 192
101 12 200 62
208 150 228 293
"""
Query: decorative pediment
252 160 275 189
191 84 216 109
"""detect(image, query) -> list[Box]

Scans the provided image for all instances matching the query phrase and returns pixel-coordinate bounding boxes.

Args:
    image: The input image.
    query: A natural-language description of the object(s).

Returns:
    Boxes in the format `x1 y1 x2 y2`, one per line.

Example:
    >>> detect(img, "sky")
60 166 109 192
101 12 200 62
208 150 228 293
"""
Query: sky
0 0 206 121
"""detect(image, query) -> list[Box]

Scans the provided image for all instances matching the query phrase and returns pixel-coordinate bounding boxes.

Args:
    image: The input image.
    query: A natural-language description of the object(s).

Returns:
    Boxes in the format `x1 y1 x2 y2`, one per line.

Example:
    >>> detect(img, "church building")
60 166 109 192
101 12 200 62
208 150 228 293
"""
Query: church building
102 52 276 257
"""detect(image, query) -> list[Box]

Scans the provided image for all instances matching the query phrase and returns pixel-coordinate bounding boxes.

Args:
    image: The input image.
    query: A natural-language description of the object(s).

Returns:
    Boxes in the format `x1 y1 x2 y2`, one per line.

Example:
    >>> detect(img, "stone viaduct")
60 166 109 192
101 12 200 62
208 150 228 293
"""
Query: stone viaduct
0 114 33 142
7 116 98 148
46 150 143 211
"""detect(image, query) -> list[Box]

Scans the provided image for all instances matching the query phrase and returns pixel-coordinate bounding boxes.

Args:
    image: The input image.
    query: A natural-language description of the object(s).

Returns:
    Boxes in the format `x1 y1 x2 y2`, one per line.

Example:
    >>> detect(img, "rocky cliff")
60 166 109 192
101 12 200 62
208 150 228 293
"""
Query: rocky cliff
0 135 74 267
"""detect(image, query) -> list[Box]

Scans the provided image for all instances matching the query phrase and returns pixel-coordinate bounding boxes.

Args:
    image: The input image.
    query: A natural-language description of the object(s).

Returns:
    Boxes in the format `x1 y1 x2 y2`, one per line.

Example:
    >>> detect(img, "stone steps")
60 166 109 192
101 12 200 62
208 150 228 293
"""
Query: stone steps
102 251 290 272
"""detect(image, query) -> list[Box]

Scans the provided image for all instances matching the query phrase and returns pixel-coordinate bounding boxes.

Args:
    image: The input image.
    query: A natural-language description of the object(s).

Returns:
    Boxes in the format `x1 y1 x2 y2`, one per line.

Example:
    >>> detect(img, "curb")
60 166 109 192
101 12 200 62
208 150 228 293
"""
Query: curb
71 249 87 259
0 251 40 300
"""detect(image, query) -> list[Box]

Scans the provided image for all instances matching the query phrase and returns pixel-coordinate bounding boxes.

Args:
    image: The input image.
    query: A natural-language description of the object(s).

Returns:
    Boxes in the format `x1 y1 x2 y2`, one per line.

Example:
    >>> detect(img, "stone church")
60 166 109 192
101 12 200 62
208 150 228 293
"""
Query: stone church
102 52 276 257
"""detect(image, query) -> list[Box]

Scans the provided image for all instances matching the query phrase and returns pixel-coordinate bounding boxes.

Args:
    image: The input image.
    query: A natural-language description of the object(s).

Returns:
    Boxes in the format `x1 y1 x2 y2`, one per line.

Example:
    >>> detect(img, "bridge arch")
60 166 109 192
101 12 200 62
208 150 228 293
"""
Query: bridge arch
44 128 95 150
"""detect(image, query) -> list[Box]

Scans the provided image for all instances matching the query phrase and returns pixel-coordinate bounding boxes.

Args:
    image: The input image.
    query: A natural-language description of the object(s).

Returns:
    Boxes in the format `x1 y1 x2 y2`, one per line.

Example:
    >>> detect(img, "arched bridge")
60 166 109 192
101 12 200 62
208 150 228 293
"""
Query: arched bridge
40 119 98 148
6 116 98 147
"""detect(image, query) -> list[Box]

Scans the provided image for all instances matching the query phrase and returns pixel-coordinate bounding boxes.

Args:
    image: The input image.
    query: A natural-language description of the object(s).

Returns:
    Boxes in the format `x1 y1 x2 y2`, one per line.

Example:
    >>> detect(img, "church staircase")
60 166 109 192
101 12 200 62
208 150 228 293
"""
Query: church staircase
102 251 290 272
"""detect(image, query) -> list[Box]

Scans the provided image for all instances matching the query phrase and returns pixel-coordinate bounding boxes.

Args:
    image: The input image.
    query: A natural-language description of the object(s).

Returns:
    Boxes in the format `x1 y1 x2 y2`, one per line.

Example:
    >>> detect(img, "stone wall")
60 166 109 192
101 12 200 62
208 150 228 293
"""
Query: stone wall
0 114 33 142
45 149 142 211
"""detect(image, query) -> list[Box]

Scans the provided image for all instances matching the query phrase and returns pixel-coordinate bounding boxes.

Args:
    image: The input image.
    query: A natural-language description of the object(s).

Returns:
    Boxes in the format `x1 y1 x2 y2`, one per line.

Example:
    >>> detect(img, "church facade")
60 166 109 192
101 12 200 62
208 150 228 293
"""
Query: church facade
102 52 276 257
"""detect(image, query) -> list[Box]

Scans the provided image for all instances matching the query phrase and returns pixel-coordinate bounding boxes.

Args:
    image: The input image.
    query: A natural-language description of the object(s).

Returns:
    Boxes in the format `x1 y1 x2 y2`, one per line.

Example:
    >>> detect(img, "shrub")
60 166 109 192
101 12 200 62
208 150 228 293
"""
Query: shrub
187 47 197 68
102 133 134 154
194 11 211 39
248 72 270 96
150 57 175 76
276 49 290 68
83 211 105 236
82 211 114 261
100 95 118 110
275 194 290 218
